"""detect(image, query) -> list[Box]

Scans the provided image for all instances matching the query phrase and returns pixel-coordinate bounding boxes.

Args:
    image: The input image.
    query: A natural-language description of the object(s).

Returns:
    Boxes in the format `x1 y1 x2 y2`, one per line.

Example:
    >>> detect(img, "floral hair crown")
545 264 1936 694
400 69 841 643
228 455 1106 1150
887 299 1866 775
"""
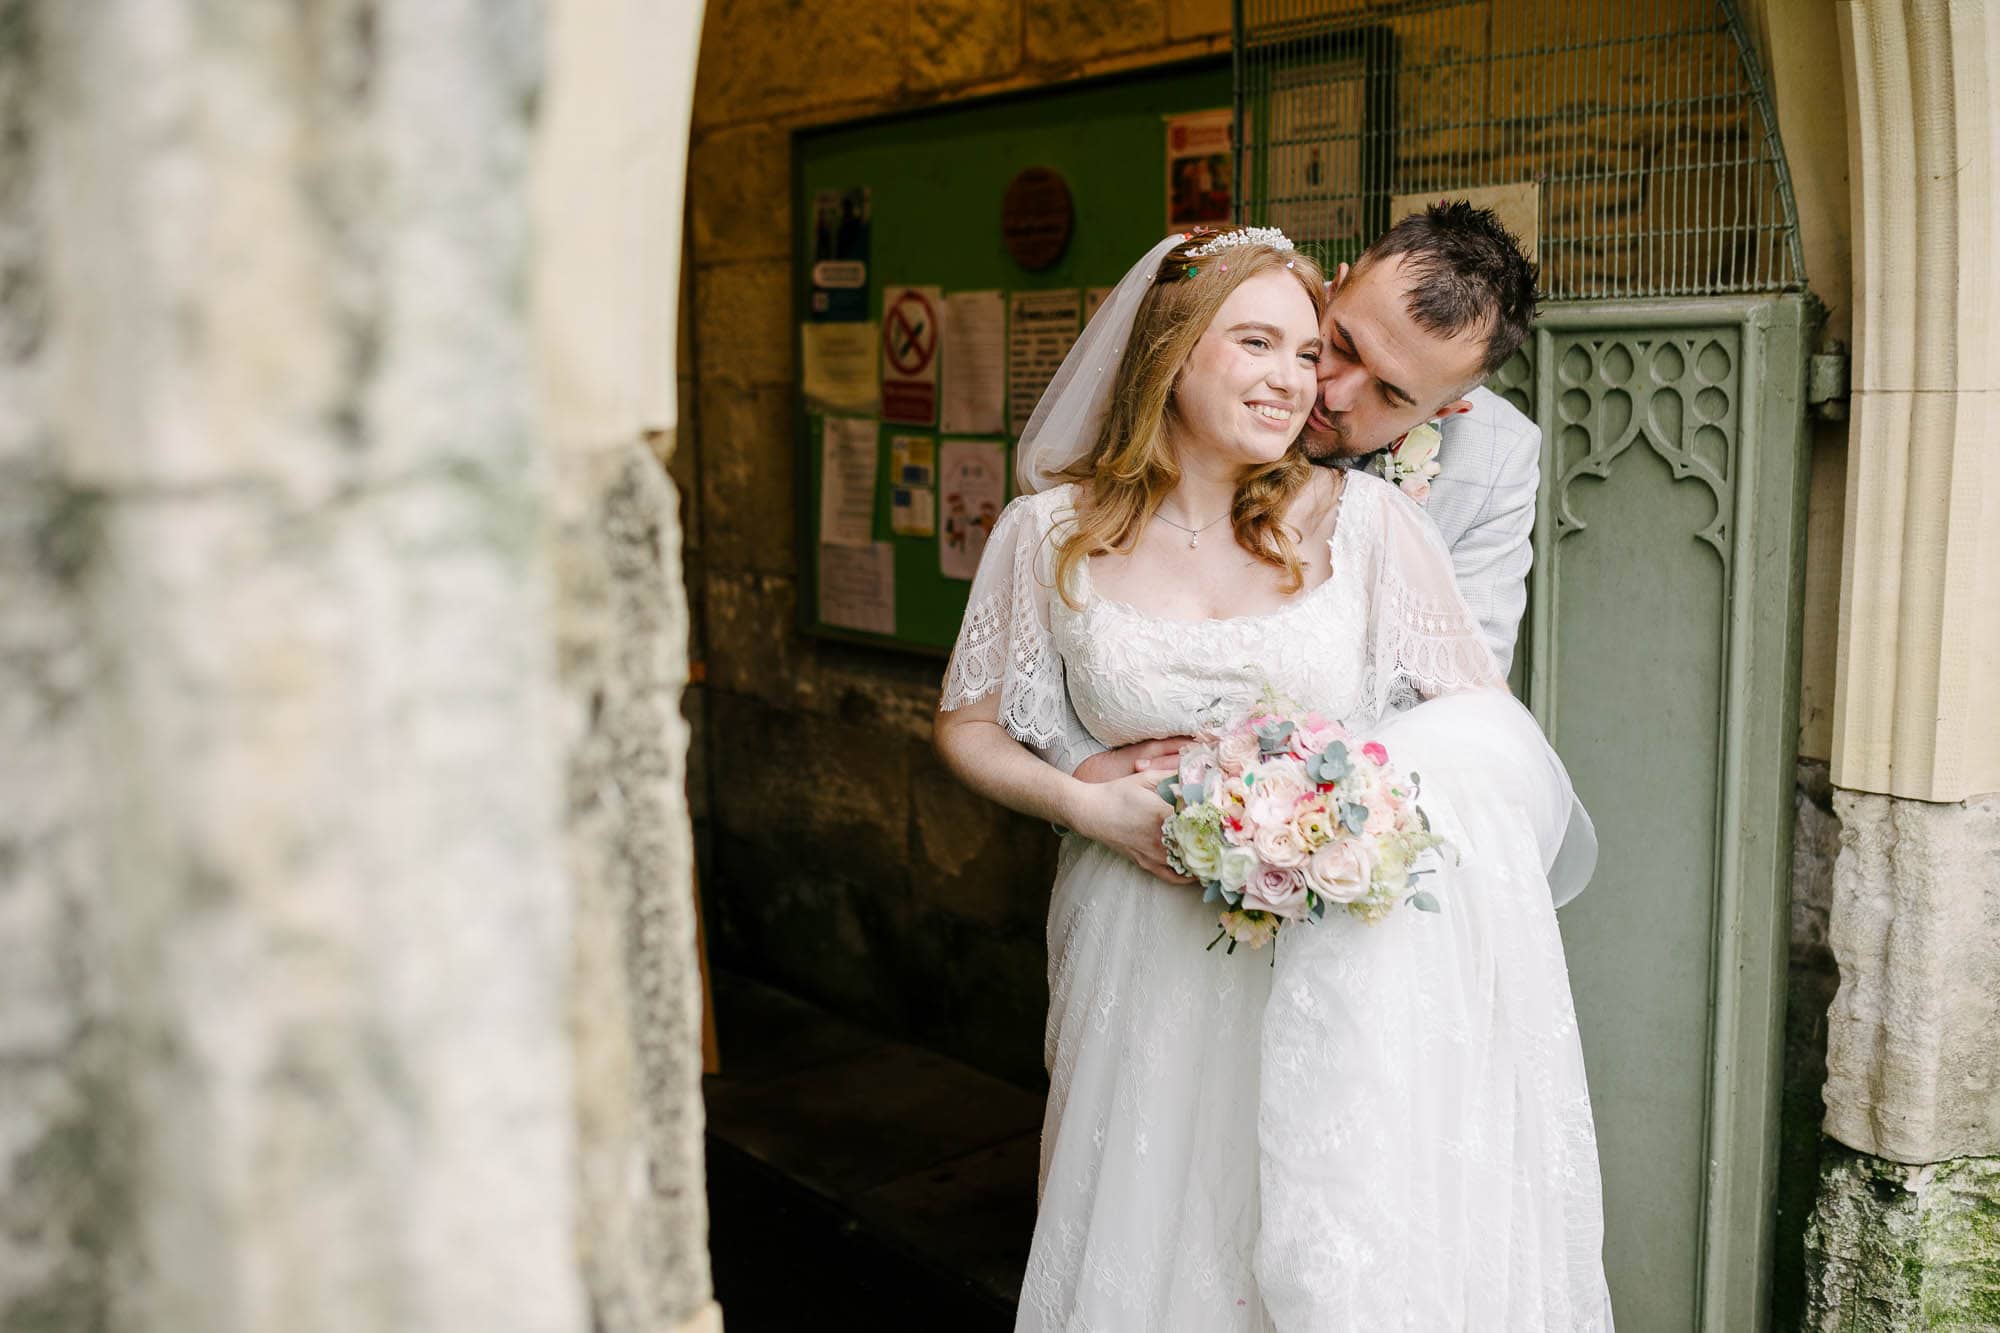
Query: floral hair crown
1185 225 1294 259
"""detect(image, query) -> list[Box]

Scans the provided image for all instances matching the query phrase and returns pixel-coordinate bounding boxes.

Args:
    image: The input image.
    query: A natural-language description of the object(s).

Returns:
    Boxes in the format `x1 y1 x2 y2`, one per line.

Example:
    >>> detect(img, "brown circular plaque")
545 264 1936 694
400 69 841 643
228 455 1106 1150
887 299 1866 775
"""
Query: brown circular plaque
1002 167 1074 271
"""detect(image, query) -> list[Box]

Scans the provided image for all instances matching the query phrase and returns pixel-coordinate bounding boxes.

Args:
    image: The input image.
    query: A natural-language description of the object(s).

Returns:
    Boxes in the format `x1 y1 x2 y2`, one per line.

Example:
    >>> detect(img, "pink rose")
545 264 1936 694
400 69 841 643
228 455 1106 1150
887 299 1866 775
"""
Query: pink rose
1217 729 1259 775
1252 821 1307 868
1289 721 1349 762
1403 479 1431 504
1301 840 1377 905
1241 863 1308 918
1360 741 1389 767
1245 761 1308 827
1177 744 1218 792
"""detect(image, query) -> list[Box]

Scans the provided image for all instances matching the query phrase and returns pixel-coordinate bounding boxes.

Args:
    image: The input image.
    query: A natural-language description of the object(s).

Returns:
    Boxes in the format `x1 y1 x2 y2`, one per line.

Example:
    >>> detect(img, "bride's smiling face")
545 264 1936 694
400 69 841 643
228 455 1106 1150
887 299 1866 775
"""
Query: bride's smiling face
1169 269 1322 469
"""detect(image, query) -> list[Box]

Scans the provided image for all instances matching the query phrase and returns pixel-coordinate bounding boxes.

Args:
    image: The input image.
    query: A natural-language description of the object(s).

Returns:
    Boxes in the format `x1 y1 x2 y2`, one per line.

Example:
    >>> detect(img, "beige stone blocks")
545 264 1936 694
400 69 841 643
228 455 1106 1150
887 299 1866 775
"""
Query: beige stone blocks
1025 0 1168 65
694 262 794 390
913 0 1027 89
698 383 797 577
704 571 804 705
1167 0 1233 42
692 0 906 129
1822 789 2000 1163
1834 380 2000 794
689 124 793 265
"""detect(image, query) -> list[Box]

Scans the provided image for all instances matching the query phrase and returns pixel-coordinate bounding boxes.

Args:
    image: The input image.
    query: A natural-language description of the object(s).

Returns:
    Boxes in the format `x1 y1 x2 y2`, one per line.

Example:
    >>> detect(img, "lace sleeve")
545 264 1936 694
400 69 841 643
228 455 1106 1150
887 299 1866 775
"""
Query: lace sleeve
939 492 1079 758
1359 476 1508 717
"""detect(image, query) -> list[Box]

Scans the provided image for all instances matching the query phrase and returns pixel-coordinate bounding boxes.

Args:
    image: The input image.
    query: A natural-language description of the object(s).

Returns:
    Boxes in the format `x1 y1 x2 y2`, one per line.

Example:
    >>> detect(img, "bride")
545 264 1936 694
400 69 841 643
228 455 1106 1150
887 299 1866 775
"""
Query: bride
933 225 1611 1331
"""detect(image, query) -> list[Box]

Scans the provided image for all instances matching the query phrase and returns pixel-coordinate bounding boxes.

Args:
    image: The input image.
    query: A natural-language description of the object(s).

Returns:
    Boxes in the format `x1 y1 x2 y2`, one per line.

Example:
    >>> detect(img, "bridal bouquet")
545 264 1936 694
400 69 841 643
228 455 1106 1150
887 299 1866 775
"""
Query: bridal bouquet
1157 698 1447 953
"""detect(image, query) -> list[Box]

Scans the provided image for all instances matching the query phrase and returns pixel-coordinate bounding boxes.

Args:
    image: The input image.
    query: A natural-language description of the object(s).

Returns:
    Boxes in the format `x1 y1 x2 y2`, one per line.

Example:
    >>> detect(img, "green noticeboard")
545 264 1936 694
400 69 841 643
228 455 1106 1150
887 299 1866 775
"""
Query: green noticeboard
795 59 1233 654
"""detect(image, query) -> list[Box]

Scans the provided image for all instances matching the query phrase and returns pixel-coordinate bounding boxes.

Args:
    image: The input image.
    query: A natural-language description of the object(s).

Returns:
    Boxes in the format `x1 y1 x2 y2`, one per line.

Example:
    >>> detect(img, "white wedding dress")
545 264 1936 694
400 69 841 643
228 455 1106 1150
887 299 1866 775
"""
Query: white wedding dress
941 470 1612 1332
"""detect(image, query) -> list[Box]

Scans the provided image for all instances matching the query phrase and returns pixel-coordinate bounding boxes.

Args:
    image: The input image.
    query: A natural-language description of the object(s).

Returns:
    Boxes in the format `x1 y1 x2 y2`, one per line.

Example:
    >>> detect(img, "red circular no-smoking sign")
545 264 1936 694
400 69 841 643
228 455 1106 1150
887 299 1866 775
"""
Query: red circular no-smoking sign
883 289 938 376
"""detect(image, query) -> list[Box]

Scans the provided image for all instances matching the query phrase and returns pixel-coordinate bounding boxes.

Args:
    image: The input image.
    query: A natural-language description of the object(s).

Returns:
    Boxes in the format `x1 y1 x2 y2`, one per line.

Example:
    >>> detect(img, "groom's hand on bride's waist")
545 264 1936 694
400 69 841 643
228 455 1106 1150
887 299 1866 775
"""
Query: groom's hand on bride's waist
1072 737 1194 785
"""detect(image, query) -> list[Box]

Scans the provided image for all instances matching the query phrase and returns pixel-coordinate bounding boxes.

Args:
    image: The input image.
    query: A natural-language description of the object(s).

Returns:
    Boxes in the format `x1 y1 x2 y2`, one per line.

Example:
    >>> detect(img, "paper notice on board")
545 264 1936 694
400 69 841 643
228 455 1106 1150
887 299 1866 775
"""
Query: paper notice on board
891 435 935 488
890 435 936 537
819 416 879 547
1269 64 1364 243
818 542 896 635
809 186 871 322
1007 290 1082 435
802 323 881 414
891 486 935 537
941 290 1006 434
939 439 1008 580
881 285 943 426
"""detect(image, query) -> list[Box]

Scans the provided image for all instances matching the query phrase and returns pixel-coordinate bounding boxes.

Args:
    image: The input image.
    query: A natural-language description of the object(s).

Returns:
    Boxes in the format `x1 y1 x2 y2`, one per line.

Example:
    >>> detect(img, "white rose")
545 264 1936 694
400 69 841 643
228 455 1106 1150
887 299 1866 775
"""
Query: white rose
1301 840 1377 905
1252 821 1307 869
1217 846 1257 893
1246 762 1308 827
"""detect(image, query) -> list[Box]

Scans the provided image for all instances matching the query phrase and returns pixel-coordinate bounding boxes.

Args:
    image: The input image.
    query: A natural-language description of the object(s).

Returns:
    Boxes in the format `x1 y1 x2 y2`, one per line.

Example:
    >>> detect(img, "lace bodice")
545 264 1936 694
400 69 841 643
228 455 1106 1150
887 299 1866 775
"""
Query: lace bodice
1052 496 1371 746
939 473 1499 767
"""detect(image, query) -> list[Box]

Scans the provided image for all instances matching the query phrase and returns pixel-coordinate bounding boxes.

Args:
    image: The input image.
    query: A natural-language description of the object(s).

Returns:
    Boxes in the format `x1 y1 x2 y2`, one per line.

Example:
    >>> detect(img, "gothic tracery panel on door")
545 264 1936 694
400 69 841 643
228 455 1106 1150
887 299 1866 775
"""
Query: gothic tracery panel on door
1500 300 1809 1331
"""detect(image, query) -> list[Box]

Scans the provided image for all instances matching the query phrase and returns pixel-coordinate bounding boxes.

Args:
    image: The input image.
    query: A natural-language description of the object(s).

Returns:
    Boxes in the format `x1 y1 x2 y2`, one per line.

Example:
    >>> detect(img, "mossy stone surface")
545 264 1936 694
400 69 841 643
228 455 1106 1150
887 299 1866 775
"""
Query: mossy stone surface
1804 1148 2000 1330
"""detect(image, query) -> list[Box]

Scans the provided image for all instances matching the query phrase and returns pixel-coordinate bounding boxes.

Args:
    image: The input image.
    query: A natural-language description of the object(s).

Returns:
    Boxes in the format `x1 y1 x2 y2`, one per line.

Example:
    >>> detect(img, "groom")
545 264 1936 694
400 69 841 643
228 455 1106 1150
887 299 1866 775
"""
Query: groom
1078 200 1542 783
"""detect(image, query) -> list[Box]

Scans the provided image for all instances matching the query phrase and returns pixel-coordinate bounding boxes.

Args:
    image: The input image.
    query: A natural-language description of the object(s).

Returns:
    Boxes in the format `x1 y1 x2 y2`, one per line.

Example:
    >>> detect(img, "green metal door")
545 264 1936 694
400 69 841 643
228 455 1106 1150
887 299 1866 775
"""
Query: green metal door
1234 2 1819 1324
1494 299 1812 1328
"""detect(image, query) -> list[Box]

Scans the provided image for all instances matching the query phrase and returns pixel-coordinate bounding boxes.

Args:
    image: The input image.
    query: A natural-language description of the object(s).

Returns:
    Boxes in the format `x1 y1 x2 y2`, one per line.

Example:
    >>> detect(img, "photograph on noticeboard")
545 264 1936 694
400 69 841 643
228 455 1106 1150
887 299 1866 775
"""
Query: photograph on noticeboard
1165 109 1236 230
811 186 871 322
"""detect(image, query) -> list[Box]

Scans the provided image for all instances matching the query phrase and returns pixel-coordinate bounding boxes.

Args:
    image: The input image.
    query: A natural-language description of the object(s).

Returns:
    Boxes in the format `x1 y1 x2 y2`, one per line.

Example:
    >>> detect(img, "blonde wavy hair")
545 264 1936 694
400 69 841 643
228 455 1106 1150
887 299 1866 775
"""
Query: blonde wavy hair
1053 228 1326 607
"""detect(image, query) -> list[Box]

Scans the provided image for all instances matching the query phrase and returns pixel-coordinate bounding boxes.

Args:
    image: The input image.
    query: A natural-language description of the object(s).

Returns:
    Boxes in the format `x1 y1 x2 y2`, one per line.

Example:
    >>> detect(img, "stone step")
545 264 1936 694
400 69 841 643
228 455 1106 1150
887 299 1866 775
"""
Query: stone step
703 971 1042 1328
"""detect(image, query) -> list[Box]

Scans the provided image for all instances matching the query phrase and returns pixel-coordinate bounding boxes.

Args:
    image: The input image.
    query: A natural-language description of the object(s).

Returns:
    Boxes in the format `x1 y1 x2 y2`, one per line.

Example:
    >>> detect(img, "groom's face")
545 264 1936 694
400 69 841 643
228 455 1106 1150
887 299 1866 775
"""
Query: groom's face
1297 253 1487 461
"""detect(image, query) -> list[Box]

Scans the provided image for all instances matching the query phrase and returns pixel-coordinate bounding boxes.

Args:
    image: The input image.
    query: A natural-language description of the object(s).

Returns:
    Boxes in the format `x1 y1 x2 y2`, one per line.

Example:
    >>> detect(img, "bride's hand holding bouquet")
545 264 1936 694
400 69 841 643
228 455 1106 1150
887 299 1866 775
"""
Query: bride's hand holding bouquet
1156 695 1447 953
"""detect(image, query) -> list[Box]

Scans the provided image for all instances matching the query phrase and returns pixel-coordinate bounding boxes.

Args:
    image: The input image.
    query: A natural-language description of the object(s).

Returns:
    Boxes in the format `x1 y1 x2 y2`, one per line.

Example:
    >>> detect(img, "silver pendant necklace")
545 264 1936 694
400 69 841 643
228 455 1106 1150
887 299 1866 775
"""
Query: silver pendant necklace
1154 507 1230 549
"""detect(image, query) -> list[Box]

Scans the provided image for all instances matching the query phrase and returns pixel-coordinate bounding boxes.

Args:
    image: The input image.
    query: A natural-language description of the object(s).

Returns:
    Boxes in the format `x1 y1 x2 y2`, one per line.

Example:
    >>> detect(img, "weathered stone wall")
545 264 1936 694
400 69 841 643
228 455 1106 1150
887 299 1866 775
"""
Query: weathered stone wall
1796 3 2000 1327
1773 761 1846 1327
683 0 1236 1087
0 5 110 1321
1784 785 2000 1332
1804 1151 2000 1331
1794 787 2000 1328
0 2 715 1330
534 0 715 1325
0 4 587 1327
1822 792 2000 1164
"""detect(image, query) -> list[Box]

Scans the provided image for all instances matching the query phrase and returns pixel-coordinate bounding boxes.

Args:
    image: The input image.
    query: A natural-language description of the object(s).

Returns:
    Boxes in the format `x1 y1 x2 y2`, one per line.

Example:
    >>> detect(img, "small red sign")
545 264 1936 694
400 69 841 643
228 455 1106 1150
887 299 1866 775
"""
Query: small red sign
880 287 940 425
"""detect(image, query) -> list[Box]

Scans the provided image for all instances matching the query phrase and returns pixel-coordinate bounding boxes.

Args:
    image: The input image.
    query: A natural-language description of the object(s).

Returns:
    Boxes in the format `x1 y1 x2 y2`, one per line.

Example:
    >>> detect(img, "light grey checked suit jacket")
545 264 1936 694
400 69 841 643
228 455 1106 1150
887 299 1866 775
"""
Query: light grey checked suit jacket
1418 385 1541 676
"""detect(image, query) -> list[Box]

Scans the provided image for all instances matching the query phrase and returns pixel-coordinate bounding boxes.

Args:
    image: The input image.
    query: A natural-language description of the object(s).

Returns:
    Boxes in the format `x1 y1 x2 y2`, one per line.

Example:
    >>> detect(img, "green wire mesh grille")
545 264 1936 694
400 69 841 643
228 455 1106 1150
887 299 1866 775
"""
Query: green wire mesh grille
1232 0 1805 299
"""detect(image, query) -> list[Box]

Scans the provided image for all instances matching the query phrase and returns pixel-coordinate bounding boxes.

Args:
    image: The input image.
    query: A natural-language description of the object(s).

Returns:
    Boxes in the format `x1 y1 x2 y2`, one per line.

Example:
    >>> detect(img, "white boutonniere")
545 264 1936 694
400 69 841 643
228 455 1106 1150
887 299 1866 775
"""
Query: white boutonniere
1376 421 1444 504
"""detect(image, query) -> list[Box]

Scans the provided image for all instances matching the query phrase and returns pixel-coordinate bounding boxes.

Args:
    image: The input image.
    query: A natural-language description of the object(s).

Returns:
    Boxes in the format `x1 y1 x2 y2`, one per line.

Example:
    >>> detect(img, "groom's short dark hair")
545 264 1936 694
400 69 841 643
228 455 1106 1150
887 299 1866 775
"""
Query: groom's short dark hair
1355 200 1540 378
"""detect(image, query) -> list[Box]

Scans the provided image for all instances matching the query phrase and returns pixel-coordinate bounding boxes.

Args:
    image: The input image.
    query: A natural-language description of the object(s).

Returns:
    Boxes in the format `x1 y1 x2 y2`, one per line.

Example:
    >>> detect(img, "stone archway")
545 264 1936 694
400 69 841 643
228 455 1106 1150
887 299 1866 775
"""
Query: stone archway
1800 3 2000 1325
0 2 718 1329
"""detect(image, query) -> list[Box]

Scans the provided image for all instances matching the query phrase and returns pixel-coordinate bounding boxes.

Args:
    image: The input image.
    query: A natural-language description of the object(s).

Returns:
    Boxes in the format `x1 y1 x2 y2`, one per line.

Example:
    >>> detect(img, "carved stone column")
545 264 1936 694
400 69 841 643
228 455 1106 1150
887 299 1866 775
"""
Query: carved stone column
1808 3 2000 1325
1830 0 2000 804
